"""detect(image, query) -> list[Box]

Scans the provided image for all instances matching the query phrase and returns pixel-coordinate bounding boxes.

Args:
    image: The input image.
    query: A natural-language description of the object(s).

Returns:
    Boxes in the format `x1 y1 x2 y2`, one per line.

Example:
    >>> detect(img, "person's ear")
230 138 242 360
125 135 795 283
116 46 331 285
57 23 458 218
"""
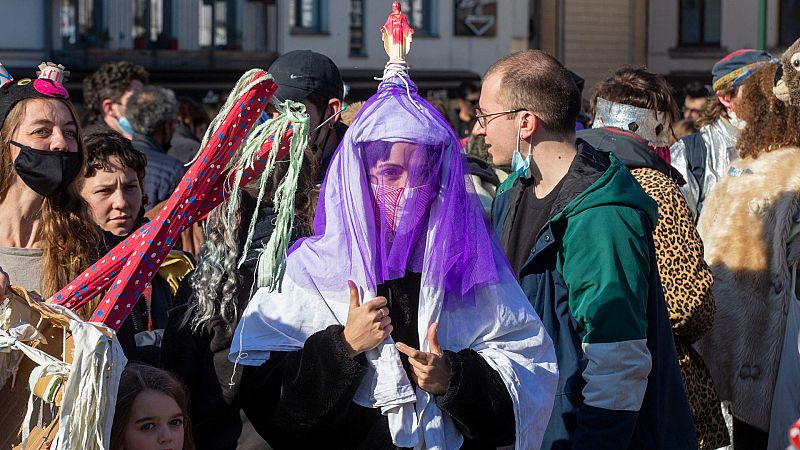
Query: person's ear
327 98 343 126
101 98 117 118
717 89 735 112
519 110 538 140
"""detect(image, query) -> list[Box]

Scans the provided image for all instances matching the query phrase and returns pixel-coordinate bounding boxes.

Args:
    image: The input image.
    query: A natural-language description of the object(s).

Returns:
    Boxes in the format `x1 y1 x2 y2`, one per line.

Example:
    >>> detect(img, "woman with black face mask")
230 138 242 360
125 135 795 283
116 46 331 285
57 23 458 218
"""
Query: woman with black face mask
0 62 99 304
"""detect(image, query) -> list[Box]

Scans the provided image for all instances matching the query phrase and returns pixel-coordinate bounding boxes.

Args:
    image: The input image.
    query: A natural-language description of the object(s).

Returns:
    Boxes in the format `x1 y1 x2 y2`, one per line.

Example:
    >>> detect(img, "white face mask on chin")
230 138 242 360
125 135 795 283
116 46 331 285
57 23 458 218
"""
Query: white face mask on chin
728 111 747 130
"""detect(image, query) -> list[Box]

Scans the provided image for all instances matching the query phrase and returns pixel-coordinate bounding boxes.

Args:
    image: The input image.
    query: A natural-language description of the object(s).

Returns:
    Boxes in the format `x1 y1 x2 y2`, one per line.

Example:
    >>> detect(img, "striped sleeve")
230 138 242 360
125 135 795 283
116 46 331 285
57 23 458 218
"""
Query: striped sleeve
559 205 653 448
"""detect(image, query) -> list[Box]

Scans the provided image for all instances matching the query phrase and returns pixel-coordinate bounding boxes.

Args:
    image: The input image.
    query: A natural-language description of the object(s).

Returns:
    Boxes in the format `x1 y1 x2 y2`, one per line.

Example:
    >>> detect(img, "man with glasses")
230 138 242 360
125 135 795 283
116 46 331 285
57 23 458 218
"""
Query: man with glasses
477 50 696 449
682 81 709 120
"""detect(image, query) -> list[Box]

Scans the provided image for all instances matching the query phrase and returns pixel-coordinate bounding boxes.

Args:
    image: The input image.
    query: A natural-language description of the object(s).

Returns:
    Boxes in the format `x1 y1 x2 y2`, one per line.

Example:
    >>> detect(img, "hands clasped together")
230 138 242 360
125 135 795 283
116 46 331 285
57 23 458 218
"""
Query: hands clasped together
341 280 451 395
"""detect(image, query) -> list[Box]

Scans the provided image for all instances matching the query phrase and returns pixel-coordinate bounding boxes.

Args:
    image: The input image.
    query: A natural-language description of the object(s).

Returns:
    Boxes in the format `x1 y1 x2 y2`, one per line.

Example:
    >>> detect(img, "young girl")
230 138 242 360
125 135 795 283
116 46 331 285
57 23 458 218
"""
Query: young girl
111 364 195 450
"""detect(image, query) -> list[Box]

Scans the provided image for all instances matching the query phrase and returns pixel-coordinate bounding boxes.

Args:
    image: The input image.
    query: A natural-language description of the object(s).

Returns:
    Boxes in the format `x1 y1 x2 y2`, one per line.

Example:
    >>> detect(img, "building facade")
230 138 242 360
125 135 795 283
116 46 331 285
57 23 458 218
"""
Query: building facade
535 0 648 92
648 0 798 87
277 0 529 97
6 1 786 103
0 0 533 101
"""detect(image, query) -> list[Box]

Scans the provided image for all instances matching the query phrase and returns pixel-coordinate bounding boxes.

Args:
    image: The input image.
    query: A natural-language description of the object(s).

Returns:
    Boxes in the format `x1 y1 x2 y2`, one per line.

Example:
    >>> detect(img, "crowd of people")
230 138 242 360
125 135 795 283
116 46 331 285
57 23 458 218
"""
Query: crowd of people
0 16 799 450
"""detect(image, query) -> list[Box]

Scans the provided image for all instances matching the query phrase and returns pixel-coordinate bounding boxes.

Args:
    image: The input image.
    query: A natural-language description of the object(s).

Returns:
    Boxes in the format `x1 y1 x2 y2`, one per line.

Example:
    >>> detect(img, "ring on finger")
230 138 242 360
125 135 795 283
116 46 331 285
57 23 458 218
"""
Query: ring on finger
378 308 387 319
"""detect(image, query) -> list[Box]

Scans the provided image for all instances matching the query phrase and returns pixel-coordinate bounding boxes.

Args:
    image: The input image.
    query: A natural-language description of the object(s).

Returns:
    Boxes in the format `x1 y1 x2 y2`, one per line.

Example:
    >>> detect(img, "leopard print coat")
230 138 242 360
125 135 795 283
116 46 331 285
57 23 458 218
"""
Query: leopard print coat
631 168 730 449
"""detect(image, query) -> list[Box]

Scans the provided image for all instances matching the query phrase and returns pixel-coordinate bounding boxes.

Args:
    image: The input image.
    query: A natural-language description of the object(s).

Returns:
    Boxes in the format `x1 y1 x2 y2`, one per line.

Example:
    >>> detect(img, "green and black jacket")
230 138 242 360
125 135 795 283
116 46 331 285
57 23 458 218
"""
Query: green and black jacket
492 141 696 450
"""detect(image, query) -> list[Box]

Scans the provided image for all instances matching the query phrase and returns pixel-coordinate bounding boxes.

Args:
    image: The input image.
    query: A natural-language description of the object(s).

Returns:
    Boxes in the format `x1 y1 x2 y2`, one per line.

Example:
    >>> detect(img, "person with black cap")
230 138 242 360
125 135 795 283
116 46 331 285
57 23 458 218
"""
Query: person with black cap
0 61 100 301
265 50 346 184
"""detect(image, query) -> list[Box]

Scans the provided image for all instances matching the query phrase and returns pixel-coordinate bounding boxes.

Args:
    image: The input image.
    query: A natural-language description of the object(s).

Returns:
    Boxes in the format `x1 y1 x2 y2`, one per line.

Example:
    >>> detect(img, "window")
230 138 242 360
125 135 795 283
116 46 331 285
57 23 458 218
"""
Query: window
454 0 497 37
289 0 328 33
199 0 240 49
399 0 438 37
242 0 278 52
780 0 800 46
679 0 721 46
60 0 107 48
132 0 174 49
349 0 366 56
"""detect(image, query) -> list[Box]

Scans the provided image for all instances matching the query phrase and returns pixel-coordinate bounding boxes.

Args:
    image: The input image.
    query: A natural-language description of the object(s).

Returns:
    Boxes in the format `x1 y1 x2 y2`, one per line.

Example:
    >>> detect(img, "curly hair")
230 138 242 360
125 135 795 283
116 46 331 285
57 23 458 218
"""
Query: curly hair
187 149 317 334
82 61 149 120
737 63 800 159
83 130 147 185
111 363 195 450
0 98 101 300
465 134 492 163
126 86 177 136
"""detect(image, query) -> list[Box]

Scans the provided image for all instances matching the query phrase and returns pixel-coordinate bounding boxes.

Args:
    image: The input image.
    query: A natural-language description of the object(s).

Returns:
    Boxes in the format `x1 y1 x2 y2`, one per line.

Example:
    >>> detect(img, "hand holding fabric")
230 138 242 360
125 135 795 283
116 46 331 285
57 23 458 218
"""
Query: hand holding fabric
341 280 393 358
396 323 451 395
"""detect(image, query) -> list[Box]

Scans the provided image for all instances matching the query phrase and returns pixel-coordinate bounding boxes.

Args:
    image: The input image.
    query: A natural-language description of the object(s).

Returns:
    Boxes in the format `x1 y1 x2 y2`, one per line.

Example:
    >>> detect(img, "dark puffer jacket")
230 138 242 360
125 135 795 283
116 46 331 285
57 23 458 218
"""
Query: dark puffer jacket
132 134 186 210
161 206 309 450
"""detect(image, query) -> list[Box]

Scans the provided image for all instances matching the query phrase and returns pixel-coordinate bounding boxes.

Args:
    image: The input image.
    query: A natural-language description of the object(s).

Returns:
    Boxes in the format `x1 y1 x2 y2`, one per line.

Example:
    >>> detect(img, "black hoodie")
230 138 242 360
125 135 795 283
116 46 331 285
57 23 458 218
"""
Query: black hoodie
161 205 309 450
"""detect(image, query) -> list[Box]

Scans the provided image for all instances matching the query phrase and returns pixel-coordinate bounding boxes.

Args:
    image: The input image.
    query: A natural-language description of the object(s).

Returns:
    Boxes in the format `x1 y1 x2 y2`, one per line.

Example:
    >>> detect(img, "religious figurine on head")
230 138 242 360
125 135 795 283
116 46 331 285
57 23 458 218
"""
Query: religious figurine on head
381 1 414 65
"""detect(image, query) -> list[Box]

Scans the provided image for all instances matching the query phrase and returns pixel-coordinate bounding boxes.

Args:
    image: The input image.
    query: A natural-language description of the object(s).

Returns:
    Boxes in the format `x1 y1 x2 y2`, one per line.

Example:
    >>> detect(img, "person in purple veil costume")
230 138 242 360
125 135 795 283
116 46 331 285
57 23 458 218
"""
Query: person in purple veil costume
229 62 558 449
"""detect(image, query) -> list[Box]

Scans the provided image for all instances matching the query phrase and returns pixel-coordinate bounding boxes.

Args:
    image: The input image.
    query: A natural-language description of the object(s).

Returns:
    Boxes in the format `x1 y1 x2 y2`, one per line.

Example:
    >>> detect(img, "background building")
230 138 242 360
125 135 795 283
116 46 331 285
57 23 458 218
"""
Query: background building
1 1 796 104
535 0 648 92
648 0 794 89
0 0 530 101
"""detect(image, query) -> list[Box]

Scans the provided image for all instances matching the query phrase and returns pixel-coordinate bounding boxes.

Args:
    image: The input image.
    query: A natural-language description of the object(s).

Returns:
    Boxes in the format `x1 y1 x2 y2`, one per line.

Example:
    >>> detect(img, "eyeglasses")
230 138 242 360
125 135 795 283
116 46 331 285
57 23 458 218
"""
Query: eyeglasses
474 108 524 128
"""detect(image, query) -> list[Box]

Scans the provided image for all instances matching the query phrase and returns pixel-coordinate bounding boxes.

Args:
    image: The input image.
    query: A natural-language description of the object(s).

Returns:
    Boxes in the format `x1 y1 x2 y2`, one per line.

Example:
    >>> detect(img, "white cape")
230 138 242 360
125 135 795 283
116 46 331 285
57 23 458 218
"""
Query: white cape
230 249 558 449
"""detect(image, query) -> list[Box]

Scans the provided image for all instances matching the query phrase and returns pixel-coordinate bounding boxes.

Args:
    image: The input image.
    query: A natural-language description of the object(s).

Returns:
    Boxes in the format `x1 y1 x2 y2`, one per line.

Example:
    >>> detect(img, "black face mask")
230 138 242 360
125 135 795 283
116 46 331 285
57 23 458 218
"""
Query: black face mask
309 109 334 161
11 141 82 197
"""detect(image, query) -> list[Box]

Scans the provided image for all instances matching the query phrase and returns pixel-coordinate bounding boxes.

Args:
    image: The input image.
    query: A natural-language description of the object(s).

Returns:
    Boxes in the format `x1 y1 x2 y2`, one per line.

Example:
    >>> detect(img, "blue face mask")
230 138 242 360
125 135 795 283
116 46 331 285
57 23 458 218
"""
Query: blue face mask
117 116 135 136
510 115 532 178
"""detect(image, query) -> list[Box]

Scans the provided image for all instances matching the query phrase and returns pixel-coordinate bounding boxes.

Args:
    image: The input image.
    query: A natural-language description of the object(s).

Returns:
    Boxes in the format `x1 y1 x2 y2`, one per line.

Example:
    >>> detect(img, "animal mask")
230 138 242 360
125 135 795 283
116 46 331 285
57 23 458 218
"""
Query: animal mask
773 37 800 105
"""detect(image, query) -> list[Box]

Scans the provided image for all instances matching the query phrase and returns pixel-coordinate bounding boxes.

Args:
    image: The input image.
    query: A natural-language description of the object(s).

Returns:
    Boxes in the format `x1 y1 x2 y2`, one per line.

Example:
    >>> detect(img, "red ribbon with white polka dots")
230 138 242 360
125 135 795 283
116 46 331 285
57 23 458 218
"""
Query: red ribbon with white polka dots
51 70 294 330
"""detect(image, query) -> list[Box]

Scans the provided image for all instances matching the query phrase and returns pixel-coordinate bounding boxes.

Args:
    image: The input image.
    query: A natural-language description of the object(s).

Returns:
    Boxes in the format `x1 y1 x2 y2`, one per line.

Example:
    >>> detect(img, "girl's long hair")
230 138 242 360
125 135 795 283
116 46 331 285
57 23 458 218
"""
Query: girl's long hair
0 98 100 302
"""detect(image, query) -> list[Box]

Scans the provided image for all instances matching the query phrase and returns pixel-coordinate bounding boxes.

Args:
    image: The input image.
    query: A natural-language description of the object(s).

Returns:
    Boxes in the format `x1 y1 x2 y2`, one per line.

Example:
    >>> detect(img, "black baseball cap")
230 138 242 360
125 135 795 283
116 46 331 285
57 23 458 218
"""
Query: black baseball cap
268 50 344 103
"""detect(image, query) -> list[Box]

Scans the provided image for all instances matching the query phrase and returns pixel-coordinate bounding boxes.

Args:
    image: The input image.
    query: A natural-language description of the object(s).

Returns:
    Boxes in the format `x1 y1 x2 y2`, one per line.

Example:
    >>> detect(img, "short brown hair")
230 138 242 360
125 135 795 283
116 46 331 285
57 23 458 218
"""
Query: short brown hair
82 61 149 118
176 96 210 129
589 66 680 124
485 50 581 136
83 130 147 187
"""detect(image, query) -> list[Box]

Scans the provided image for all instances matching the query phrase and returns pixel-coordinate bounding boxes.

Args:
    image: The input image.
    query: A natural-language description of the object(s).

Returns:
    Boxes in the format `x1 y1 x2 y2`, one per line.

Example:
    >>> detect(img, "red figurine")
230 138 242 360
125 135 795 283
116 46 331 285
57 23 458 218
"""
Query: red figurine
381 1 414 63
